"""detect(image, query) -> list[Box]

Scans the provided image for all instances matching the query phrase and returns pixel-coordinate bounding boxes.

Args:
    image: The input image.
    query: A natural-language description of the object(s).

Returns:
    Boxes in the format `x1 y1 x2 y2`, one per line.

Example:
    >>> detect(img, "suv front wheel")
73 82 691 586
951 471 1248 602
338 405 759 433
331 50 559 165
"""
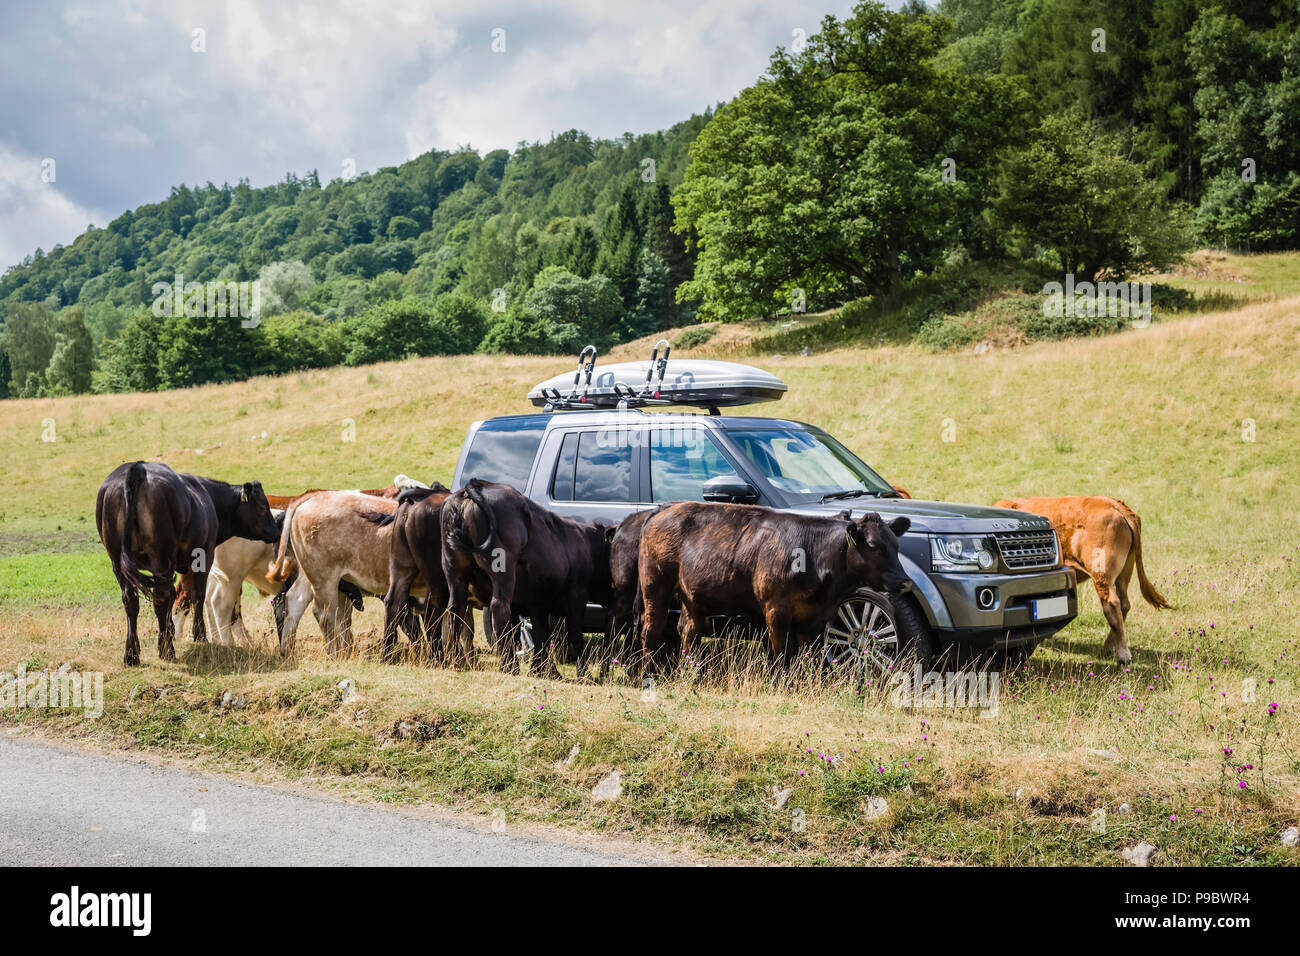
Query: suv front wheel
822 589 935 679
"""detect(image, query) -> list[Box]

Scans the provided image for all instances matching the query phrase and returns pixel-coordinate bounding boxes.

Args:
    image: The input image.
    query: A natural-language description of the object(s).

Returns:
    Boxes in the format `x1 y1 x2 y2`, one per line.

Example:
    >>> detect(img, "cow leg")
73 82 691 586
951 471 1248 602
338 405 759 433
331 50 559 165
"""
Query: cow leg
527 610 556 679
381 569 415 664
279 573 313 657
229 577 252 646
764 608 795 667
638 576 674 678
564 597 587 675
115 565 142 667
416 558 450 666
339 599 357 657
231 602 251 646
272 576 292 641
190 569 210 645
678 601 710 667
421 584 448 666
312 590 342 657
1115 547 1136 620
153 573 177 662
485 564 516 671
172 593 191 650
444 576 473 669
1093 576 1130 664
209 571 238 646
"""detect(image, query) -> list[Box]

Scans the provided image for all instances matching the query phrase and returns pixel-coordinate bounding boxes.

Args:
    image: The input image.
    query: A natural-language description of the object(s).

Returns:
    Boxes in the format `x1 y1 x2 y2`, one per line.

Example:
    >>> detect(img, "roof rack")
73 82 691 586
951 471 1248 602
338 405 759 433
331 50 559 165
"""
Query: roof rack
528 341 787 413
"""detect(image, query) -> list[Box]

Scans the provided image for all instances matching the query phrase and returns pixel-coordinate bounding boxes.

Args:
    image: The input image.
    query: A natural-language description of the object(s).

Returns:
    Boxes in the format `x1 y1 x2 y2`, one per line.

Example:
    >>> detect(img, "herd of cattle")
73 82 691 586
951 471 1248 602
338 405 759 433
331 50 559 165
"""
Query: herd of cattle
94 460 1168 672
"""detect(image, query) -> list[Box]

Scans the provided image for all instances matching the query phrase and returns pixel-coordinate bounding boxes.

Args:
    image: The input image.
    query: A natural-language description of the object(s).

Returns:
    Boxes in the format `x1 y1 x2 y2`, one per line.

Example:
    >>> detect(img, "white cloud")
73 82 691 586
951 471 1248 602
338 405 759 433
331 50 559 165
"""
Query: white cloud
0 145 107 273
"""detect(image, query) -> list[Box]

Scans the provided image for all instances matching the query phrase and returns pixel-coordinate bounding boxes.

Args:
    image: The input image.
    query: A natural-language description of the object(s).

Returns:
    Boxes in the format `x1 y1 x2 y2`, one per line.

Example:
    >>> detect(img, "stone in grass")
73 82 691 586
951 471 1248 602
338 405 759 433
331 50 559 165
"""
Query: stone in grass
771 786 793 811
554 743 580 772
1116 803 1132 815
591 771 622 802
1281 826 1299 847
863 796 889 820
1121 841 1158 866
338 679 360 704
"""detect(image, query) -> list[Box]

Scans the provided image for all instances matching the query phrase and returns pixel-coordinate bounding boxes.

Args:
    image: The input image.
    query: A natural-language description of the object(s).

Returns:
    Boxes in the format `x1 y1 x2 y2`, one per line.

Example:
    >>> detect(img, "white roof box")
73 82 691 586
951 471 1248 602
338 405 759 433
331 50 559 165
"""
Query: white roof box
528 343 786 411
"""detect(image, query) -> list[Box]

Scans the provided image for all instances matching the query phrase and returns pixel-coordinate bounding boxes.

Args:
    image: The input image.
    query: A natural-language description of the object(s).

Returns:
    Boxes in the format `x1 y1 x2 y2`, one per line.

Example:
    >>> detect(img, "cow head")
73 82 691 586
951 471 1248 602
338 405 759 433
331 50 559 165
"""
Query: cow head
582 521 616 596
231 481 280 543
844 512 911 594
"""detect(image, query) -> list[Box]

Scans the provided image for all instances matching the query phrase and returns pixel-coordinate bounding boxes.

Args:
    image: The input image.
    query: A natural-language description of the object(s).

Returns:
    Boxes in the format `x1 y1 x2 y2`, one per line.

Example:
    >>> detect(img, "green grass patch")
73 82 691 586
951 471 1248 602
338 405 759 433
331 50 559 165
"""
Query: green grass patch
0 552 118 610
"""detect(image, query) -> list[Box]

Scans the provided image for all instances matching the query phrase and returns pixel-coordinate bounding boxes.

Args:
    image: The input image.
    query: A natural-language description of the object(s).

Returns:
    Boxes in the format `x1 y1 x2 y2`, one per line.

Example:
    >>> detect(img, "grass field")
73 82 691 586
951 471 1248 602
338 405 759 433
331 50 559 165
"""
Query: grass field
1 252 1298 864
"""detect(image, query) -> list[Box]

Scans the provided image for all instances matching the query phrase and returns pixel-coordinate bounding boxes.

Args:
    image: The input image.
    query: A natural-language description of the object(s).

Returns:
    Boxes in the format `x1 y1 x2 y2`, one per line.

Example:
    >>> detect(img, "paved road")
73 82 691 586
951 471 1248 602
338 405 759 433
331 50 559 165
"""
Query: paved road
0 736 658 866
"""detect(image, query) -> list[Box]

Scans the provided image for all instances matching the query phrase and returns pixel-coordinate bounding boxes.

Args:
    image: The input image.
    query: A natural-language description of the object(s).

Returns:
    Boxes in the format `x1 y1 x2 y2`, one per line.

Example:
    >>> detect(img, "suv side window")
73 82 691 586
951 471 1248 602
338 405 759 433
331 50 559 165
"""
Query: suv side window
649 429 731 502
551 430 634 502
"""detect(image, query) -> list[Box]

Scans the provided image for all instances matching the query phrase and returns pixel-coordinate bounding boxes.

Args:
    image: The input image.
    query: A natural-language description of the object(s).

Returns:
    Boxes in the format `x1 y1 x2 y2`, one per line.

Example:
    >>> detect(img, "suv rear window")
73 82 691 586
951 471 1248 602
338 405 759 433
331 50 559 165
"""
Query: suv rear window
460 417 547 491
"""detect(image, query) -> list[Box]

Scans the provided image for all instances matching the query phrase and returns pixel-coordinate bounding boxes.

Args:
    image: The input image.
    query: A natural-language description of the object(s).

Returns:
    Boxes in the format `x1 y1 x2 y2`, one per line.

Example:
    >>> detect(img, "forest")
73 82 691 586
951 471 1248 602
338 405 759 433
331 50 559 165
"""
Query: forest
1 0 1296 397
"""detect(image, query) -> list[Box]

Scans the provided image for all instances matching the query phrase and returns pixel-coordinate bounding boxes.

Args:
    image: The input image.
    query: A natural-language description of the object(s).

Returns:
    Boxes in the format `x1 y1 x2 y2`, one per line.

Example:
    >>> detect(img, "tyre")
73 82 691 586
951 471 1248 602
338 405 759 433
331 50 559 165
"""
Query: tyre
822 588 935 680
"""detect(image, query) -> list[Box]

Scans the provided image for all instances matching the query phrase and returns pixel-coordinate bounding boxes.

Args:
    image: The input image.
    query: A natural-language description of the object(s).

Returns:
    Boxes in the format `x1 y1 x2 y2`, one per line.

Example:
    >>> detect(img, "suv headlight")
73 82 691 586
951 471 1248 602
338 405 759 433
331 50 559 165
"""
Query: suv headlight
930 534 997 572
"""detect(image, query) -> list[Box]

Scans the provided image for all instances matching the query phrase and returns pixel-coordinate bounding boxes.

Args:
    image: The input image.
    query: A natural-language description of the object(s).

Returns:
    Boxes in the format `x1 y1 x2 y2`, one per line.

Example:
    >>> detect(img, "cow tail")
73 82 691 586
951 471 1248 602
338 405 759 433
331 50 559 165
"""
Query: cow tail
268 498 301 583
119 461 154 594
463 480 497 555
1115 500 1172 610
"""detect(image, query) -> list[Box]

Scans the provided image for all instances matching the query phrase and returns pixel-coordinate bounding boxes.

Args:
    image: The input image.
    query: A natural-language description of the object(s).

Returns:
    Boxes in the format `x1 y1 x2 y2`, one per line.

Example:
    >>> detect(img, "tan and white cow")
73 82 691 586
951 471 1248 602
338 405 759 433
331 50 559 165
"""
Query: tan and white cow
994 496 1171 663
271 491 425 657
174 526 286 646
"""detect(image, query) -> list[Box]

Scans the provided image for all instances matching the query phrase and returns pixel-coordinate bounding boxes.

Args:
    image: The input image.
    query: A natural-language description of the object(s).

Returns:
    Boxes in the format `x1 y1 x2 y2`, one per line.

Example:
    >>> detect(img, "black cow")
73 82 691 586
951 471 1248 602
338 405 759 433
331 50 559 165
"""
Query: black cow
637 502 910 670
441 479 612 676
364 483 456 663
96 461 280 665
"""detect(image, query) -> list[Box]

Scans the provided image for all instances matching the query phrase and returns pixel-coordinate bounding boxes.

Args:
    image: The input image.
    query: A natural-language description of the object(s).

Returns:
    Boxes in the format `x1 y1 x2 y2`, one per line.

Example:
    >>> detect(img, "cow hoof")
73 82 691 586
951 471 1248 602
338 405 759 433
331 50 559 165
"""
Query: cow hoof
123 656 140 667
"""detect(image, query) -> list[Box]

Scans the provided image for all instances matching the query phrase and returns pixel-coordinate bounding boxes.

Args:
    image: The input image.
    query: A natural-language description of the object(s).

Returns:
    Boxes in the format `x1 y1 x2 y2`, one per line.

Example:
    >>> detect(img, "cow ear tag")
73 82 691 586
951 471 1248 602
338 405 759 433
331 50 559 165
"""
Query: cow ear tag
845 526 858 546
240 488 248 502
605 527 616 544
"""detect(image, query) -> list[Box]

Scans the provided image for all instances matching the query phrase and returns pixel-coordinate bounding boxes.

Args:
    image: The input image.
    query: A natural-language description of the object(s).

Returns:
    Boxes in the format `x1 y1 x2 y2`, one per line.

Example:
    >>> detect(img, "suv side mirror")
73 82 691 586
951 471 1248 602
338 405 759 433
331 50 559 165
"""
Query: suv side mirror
702 475 759 504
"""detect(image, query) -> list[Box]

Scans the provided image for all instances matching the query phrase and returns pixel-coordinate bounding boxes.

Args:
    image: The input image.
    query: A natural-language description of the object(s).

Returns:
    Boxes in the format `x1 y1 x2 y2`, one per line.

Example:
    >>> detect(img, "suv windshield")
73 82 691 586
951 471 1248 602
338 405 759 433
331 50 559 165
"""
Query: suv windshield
725 427 895 501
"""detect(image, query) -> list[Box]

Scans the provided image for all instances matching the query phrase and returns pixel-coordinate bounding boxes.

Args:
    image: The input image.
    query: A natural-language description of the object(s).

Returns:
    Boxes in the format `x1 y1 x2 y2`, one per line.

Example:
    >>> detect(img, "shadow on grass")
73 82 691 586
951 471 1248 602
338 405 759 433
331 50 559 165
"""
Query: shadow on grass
178 640 299 675
1036 633 1166 671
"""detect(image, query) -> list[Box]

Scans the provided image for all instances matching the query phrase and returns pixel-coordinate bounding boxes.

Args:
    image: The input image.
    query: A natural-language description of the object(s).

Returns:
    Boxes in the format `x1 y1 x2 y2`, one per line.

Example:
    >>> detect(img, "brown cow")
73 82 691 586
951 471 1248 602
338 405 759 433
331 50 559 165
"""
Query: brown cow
637 502 910 669
994 496 1170 663
271 492 415 657
96 461 280 665
366 483 456 662
441 479 613 676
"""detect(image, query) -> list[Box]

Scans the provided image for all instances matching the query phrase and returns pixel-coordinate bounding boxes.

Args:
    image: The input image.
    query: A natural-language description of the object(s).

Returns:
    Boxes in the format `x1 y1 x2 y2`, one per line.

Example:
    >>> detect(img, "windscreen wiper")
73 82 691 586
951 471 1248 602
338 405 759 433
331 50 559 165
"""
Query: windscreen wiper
820 489 880 502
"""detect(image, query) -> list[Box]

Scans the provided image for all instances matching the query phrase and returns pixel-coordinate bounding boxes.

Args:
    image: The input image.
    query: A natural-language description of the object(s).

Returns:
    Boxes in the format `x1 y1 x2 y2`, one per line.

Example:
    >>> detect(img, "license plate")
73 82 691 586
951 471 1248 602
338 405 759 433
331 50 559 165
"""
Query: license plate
1032 595 1069 621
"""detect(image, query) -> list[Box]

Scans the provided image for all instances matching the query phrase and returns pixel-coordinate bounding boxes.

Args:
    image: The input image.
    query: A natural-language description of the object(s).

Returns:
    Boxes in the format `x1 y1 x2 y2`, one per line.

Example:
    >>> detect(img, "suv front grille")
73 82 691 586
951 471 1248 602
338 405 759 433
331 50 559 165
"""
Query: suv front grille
995 530 1059 571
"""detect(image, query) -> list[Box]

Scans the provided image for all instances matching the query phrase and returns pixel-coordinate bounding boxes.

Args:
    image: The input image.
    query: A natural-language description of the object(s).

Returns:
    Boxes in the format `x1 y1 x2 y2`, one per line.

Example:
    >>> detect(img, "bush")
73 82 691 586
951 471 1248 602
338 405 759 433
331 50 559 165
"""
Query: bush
672 325 717 349
344 297 468 366
251 312 346 374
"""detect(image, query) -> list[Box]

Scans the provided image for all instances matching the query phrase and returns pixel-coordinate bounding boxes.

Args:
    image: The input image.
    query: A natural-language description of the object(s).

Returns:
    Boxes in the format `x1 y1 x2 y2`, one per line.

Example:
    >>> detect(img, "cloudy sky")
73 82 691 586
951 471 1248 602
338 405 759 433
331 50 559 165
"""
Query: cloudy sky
0 0 871 271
